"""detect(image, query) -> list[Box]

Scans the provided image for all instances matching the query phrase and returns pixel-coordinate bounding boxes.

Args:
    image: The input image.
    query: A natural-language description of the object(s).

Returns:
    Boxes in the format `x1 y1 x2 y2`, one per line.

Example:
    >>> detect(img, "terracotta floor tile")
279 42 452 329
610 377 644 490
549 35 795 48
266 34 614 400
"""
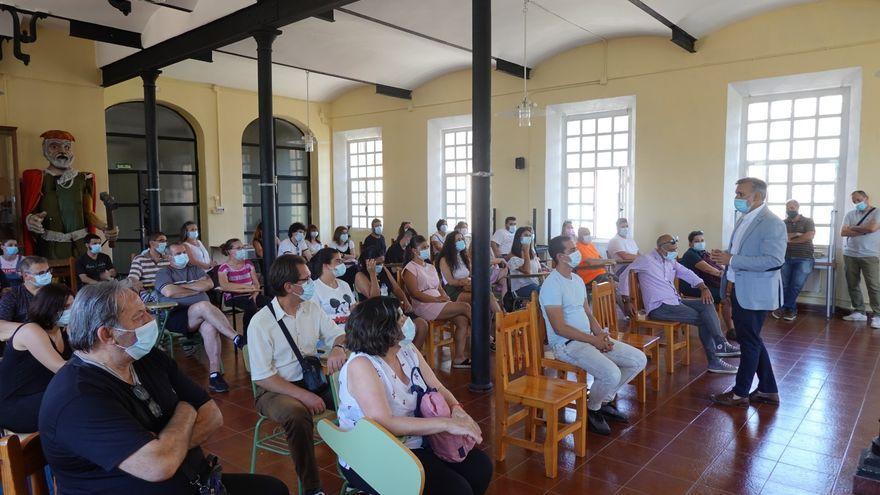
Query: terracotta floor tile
570 454 641 486
548 471 622 494
598 440 660 467
623 469 694 495
766 461 838 494
644 452 711 481
484 476 546 495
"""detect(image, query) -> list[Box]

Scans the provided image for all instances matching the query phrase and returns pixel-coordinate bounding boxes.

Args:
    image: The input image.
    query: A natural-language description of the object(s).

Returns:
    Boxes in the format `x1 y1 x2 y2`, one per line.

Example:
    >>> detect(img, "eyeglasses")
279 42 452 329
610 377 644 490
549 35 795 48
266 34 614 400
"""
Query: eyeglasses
132 384 163 419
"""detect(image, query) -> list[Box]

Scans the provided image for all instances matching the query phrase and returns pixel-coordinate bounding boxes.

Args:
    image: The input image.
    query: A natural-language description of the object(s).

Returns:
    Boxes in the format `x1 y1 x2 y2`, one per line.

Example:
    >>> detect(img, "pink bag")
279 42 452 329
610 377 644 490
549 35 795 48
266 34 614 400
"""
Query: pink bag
410 368 476 463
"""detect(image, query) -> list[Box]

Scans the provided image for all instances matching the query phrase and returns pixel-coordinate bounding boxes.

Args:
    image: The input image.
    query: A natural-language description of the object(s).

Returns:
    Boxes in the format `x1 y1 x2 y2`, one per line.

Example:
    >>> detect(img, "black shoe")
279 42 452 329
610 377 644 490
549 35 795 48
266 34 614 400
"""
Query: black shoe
748 390 780 405
587 410 612 435
783 310 797 322
598 403 629 424
233 334 246 349
208 373 229 393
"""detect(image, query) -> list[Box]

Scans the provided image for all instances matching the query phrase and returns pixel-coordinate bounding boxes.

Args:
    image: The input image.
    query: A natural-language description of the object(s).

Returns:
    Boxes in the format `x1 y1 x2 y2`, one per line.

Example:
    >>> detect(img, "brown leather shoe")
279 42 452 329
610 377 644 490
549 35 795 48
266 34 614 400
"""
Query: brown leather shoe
710 390 749 407
748 390 780 405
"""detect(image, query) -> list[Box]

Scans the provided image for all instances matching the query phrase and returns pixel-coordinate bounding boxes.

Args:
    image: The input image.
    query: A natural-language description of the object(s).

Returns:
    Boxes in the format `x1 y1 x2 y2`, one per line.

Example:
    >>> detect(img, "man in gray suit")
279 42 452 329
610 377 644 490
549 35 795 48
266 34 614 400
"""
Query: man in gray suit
709 177 787 407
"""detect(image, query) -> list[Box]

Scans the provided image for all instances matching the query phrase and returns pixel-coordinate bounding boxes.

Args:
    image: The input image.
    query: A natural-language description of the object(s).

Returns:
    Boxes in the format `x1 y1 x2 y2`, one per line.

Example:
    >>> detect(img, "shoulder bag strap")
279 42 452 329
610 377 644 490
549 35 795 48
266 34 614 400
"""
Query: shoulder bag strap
266 303 308 367
855 207 877 227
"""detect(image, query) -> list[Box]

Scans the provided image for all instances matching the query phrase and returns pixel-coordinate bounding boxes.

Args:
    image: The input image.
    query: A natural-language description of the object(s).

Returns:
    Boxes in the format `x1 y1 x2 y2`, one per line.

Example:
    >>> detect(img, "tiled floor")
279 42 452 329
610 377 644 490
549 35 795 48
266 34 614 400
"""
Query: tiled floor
178 310 880 494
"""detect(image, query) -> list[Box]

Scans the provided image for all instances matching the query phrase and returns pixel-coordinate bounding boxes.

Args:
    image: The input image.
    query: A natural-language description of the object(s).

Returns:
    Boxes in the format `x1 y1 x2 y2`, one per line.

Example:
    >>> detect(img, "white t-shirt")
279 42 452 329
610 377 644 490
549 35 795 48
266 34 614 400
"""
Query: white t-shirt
508 255 541 292
314 278 355 325
278 238 311 256
491 228 515 255
539 269 590 349
331 240 355 255
307 241 324 253
606 234 639 261
843 207 880 258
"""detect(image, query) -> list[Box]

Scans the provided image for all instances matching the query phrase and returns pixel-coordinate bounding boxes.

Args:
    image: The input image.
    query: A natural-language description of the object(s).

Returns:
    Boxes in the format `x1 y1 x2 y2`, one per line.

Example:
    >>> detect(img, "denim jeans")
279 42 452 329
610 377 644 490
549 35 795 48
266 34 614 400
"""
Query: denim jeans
554 338 647 410
649 299 726 365
781 257 814 311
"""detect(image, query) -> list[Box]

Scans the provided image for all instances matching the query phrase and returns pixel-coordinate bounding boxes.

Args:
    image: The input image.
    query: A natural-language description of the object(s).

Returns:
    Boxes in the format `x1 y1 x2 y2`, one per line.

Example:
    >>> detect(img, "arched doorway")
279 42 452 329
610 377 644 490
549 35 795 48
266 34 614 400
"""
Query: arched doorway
105 102 200 272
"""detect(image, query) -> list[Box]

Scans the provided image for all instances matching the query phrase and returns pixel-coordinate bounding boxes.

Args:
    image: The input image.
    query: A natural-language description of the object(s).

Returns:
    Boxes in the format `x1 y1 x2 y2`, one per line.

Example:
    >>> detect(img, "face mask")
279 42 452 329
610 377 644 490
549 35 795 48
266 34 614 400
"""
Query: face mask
294 232 305 242
665 250 677 261
155 242 167 254
400 317 416 342
439 224 448 233
375 264 384 274
419 248 431 260
618 227 629 238
332 262 347 278
455 240 466 252
187 230 199 239
234 249 248 261
507 225 516 234
581 235 592 244
309 231 318 238
297 279 316 301
521 236 533 245
694 242 706 251
458 228 469 237
786 210 798 219
374 226 383 235
855 201 868 212
56 309 72 327
4 246 18 256
90 244 102 254
114 319 159 361
566 250 582 268
172 253 189 267
565 228 575 237
33 272 52 287
340 233 349 243
734 198 750 213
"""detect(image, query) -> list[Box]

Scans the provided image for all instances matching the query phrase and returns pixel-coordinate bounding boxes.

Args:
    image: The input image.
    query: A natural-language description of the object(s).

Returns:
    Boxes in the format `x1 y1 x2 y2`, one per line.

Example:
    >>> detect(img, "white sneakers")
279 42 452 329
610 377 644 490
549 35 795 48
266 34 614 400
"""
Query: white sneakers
843 312 868 322
873 316 880 329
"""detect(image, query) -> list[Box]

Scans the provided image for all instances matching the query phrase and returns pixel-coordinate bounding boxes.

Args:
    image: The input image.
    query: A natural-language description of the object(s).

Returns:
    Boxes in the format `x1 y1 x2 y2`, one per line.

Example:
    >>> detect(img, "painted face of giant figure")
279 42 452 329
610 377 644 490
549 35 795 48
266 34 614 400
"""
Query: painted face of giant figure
43 138 74 170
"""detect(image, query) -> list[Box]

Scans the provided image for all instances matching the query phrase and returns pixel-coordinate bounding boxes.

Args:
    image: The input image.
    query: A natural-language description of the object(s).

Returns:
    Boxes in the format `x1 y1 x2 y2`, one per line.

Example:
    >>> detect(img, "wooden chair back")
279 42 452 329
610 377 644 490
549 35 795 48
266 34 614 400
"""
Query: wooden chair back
0 434 50 495
628 270 646 313
48 257 77 294
495 304 538 390
590 281 619 332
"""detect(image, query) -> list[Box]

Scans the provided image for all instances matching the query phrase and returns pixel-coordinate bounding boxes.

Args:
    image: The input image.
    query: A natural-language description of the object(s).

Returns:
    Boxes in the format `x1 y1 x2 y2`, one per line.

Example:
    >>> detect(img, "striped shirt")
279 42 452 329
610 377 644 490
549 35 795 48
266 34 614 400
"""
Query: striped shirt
218 261 255 301
128 253 170 285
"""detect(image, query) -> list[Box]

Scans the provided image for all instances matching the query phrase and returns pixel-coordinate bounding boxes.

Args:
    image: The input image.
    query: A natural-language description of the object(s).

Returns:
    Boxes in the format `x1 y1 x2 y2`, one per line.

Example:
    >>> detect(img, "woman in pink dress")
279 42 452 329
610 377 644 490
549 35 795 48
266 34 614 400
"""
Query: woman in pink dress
403 234 472 368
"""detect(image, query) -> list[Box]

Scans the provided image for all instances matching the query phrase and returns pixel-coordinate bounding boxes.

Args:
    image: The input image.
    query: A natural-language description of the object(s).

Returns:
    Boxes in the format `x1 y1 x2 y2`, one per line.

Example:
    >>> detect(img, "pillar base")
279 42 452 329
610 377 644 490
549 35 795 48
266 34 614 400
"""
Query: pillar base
854 444 880 495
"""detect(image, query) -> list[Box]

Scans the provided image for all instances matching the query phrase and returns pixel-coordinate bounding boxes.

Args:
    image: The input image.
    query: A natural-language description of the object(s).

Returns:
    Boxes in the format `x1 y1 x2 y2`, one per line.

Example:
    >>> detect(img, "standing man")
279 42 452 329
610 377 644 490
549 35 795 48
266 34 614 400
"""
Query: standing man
774 200 816 321
491 216 517 258
709 177 786 407
840 190 880 328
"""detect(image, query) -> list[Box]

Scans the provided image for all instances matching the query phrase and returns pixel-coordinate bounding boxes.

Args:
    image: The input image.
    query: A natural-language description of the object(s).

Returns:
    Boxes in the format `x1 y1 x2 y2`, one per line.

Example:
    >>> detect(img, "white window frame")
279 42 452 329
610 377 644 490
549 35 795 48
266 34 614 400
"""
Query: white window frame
347 136 383 230
332 127 381 232
441 127 473 227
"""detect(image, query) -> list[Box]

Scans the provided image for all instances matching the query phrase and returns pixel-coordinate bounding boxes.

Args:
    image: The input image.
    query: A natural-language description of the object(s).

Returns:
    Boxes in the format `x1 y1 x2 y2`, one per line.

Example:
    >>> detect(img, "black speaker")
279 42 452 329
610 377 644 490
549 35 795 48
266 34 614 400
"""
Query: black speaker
515 156 526 170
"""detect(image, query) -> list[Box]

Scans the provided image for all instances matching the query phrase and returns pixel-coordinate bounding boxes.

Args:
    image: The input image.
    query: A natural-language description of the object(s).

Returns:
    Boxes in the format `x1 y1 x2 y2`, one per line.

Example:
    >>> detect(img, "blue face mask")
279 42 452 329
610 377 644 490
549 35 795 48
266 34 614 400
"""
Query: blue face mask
375 264 384 274
114 319 159 361
294 232 305 242
734 198 750 213
400 317 416 343
90 244 102 254
665 250 677 261
187 230 199 239
56 309 71 327
332 262 347 278
4 245 18 256
618 227 629 238
419 248 431 260
855 201 868 212
567 250 582 267
309 231 318 238
693 242 706 251
455 240 466 252
172 253 190 267
439 224 448 233
507 225 517 234
521 236 533 245
155 242 167 254
234 249 248 261
340 233 349 243
298 279 316 301
33 272 52 287
374 226 383 236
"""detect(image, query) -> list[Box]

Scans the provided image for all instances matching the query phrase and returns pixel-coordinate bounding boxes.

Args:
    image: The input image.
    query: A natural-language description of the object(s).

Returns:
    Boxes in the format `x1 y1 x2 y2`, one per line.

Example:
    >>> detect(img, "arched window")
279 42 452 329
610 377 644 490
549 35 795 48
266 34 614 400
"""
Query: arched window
241 118 311 238
105 102 200 273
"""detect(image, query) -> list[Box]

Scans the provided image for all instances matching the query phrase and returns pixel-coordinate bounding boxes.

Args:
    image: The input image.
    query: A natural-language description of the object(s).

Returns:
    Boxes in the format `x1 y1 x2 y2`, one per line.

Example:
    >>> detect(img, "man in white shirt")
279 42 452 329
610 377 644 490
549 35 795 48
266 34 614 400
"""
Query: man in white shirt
840 190 880 328
606 218 639 262
278 222 314 260
247 255 346 495
491 216 517 258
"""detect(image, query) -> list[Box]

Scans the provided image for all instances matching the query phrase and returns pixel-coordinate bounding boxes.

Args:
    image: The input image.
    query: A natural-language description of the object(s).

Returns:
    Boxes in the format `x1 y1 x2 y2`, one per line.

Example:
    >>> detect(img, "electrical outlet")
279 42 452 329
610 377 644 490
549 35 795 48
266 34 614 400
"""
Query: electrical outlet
211 207 225 214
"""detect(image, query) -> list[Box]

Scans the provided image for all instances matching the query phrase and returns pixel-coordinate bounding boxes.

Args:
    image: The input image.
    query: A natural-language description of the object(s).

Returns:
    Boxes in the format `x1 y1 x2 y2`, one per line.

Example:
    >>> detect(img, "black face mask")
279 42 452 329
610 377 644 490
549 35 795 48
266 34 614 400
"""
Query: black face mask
786 210 798 219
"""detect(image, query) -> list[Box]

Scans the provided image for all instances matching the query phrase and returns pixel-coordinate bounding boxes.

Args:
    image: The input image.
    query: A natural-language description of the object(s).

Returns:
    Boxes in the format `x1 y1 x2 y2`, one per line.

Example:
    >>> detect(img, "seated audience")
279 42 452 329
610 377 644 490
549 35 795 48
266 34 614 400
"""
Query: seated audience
76 233 116 285
455 221 469 238
619 234 740 374
385 227 415 266
353 246 428 348
607 217 639 262
562 220 576 241
0 283 71 433
247 255 347 495
490 216 517 258
438 231 502 315
181 221 216 272
507 226 543 299
1 238 23 289
397 220 415 239
251 221 280 259
306 224 323 254
337 297 492 495
540 235 648 435
575 226 615 288
362 218 387 254
403 235 471 368
128 231 171 303
330 225 357 262
0 255 51 338
431 219 448 258
218 238 267 337
156 243 244 392
39 281 288 495
679 230 736 340
311 247 356 326
279 222 312 259
776 199 816 321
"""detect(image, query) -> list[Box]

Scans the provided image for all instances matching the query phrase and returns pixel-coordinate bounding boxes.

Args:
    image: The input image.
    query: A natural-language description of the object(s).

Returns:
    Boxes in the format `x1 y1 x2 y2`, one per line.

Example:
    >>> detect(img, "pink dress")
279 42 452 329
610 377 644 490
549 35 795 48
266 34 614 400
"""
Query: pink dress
404 261 448 321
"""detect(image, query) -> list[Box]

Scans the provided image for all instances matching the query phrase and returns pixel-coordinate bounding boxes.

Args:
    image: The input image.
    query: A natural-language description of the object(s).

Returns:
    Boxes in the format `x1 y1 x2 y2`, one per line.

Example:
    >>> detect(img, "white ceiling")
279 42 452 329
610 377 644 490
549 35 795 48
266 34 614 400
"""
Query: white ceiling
1 0 816 101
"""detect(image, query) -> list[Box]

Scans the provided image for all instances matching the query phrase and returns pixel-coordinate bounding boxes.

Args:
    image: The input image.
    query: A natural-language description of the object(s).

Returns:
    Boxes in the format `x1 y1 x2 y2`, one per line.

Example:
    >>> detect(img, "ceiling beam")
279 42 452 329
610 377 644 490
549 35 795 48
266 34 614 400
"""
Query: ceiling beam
100 0 359 87
69 20 142 49
375 84 411 100
494 58 530 80
141 0 194 13
626 0 697 53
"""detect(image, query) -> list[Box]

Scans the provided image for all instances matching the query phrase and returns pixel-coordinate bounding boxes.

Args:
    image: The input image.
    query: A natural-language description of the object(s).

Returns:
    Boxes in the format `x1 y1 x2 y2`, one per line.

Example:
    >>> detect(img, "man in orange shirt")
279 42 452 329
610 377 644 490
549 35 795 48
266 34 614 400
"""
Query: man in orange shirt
575 227 616 288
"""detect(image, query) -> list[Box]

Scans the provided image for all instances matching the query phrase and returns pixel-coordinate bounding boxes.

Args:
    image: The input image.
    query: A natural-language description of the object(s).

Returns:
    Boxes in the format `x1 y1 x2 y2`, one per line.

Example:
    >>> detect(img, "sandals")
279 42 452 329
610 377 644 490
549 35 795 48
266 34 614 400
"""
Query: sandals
452 359 472 369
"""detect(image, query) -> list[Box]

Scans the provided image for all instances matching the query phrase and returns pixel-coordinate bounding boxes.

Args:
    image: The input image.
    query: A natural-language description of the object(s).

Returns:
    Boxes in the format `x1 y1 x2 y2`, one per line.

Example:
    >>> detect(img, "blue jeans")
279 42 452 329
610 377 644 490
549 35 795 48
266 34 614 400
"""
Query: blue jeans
781 257 814 311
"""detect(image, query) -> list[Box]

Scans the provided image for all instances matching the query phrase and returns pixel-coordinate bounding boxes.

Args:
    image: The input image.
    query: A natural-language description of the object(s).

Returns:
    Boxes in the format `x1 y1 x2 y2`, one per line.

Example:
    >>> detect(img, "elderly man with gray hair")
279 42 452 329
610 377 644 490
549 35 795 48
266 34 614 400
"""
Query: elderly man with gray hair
37 281 288 495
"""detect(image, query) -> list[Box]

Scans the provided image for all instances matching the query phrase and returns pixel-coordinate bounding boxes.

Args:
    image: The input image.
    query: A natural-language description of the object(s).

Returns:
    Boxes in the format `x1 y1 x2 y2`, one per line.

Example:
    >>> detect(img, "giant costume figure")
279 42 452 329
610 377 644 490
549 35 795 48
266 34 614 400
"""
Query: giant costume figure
21 130 117 259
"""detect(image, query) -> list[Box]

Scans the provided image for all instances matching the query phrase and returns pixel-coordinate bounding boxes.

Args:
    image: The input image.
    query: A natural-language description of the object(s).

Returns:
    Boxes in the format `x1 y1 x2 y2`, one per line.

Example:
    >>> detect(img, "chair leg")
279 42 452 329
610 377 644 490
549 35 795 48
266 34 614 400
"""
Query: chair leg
574 391 587 457
652 346 661 391
637 371 646 403
495 400 507 461
250 416 264 473
665 327 675 374
543 407 559 478
683 326 691 366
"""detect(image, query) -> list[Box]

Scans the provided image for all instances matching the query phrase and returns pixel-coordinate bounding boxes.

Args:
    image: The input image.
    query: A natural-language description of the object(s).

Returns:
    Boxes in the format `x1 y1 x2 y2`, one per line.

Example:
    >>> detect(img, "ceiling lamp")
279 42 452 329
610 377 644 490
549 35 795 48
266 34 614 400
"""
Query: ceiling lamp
516 0 536 128
303 71 316 152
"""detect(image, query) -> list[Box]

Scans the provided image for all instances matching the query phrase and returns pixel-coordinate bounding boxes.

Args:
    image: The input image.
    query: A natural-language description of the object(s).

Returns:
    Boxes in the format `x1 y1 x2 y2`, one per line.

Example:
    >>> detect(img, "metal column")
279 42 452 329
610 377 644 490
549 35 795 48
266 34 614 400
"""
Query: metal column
254 29 281 288
469 0 492 392
142 69 162 235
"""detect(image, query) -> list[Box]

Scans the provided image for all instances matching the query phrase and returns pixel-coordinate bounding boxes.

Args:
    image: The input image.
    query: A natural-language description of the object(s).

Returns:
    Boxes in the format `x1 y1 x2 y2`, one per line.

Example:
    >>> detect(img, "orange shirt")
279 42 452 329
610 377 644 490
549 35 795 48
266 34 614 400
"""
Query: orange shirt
577 242 605 285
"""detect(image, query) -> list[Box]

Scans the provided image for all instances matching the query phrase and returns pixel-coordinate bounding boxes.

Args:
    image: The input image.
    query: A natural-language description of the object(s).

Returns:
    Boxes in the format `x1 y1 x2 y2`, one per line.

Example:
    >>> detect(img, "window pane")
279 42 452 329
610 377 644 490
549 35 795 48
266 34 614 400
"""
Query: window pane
770 100 792 119
792 140 815 159
768 164 787 183
791 184 812 203
768 142 790 161
566 120 580 136
597 117 613 133
747 165 766 180
278 179 309 204
107 135 147 171
748 102 768 121
813 205 833 224
162 205 198 236
109 173 140 202
791 164 812 183
242 145 259 175
613 115 629 131
581 136 595 152
767 184 787 203
816 139 839 159
161 174 197 203
792 119 816 139
769 121 791 140
817 117 841 137
814 184 835 203
768 203 786 219
819 95 842 115
746 143 766 162
595 169 620 240
814 162 836 182
566 154 579 169
747 122 767 142
793 97 817 118
814 226 831 246
277 149 307 176
158 139 196 172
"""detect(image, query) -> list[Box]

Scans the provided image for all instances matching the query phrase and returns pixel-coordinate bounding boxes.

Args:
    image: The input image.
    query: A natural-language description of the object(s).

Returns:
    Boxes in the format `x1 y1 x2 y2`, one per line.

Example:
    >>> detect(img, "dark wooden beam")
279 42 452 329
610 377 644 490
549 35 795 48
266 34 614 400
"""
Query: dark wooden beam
627 0 697 53
101 0 359 87
494 58 530 79
375 84 411 100
69 20 142 49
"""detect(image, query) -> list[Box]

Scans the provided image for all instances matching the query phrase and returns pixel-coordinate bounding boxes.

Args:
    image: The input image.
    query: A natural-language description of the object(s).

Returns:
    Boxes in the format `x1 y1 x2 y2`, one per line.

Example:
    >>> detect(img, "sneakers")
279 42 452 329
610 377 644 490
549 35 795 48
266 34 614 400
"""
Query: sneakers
587 410 612 435
771 309 784 319
208 372 230 393
707 360 738 374
598 403 629 424
715 342 740 357
843 312 868 322
872 316 880 329
233 334 246 349
783 309 798 322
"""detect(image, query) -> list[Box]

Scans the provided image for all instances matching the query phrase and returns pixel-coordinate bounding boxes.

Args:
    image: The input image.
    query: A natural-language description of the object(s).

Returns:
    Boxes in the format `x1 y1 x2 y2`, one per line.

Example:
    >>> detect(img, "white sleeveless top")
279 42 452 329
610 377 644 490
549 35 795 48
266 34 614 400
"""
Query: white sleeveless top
186 240 212 269
337 342 426 454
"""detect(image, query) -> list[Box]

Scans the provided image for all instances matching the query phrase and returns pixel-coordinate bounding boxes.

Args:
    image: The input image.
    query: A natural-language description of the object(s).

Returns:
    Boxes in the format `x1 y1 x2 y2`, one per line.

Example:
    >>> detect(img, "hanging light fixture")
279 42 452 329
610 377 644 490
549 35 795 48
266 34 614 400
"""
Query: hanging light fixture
516 0 536 128
303 70 316 152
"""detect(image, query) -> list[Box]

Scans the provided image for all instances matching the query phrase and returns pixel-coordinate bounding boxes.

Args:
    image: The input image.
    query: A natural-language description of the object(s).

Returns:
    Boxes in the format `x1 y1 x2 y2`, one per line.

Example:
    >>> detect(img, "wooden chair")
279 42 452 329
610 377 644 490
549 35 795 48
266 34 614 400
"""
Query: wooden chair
396 269 455 368
494 303 587 478
0 434 50 495
48 257 77 293
628 271 690 374
591 281 661 402
529 292 587 385
318 418 424 495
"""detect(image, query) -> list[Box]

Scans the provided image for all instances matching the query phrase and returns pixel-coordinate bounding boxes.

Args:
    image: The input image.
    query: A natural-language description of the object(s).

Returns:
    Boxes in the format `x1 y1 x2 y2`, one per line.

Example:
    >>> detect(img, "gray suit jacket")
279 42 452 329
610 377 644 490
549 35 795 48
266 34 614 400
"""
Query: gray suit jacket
720 206 787 311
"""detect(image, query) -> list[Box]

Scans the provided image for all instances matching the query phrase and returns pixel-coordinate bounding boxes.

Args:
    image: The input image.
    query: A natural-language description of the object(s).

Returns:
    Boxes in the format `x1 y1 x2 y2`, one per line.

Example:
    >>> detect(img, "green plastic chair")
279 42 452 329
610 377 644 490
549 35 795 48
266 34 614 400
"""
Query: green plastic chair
317 418 425 495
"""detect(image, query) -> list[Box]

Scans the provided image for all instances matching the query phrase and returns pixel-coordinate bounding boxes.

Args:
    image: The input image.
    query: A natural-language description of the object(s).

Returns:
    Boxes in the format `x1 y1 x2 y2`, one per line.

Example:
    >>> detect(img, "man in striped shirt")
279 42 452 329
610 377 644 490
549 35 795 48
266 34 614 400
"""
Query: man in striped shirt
128 232 170 302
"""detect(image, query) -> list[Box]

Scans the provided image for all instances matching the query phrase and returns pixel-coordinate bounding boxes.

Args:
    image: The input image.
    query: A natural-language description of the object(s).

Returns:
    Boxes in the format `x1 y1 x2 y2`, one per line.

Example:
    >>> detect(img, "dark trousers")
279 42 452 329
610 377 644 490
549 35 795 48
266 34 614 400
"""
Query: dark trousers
227 294 269 338
0 391 43 433
222 473 289 495
341 447 493 495
730 287 777 397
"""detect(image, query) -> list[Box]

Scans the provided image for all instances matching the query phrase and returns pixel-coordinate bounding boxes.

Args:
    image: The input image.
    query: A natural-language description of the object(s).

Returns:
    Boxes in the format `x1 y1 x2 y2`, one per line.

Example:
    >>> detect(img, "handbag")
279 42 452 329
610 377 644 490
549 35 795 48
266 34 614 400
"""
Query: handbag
409 367 475 463
182 451 226 495
266 304 329 395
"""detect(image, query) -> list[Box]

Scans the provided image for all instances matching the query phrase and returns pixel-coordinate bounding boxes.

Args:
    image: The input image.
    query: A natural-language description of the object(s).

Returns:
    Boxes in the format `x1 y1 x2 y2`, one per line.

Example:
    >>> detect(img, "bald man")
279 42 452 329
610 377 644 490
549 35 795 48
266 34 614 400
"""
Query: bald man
775 200 815 321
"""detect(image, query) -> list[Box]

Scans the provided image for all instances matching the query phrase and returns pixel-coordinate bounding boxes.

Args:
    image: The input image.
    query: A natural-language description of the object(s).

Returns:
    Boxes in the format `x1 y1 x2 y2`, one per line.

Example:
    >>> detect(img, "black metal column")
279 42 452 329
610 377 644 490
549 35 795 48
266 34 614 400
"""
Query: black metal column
142 69 162 235
255 29 281 288
469 0 492 392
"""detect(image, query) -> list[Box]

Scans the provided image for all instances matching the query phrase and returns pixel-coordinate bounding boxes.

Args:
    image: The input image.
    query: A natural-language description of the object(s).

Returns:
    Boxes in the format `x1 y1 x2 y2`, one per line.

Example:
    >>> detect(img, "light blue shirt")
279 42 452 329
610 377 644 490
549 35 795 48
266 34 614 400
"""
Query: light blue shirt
539 269 590 349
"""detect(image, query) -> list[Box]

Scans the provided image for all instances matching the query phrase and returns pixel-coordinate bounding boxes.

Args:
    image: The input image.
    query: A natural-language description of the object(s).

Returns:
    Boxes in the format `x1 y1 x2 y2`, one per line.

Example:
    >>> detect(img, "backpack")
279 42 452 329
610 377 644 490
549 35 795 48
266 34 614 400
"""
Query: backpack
408 367 475 463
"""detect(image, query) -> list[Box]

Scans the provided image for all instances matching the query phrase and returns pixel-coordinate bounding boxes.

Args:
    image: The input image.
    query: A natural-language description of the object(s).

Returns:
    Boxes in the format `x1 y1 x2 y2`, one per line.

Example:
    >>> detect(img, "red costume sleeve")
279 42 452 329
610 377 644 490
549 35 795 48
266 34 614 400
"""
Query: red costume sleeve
20 169 44 256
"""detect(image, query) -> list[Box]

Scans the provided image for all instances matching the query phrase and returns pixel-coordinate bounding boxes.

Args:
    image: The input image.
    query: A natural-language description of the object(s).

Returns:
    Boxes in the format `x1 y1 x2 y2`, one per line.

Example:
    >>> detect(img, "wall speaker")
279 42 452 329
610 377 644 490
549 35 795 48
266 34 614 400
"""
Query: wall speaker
515 156 526 170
